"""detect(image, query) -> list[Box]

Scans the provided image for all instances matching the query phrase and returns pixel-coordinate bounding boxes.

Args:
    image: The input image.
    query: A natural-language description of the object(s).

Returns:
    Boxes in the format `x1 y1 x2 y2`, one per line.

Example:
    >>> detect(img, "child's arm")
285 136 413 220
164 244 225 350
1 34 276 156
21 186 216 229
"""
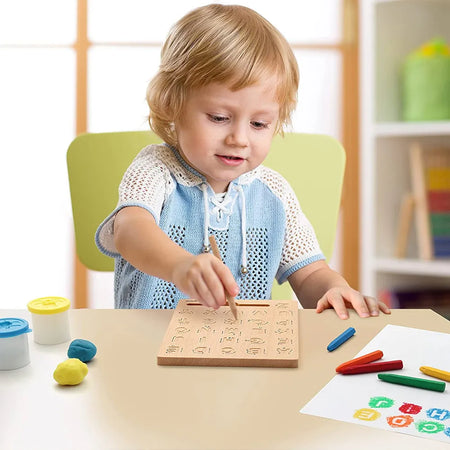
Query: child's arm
114 206 239 308
287 260 390 319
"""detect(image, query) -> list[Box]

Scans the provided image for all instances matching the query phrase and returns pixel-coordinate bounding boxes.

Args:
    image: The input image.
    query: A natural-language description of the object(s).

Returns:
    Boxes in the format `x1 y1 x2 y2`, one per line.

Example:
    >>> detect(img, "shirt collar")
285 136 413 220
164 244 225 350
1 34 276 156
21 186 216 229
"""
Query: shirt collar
164 143 260 187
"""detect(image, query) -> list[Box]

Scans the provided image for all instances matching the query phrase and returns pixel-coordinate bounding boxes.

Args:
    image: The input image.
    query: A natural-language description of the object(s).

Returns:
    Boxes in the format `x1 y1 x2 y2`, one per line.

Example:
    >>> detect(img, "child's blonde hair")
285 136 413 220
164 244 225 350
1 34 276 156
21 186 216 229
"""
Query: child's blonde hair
147 4 299 147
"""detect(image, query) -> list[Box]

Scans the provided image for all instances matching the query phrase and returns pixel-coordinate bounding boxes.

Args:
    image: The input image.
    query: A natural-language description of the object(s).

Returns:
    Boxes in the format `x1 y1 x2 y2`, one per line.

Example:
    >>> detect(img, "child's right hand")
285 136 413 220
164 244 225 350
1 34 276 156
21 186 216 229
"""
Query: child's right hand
171 253 239 309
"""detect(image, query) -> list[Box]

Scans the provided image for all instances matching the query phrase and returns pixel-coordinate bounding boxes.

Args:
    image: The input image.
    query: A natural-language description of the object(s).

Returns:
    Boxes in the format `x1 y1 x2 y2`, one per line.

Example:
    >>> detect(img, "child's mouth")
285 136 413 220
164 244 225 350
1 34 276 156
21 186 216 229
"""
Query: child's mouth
217 155 245 166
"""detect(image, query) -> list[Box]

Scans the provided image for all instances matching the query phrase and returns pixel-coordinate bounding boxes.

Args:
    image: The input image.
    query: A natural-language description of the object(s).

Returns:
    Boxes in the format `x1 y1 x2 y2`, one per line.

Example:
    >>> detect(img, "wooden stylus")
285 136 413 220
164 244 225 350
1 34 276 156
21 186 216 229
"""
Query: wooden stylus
208 235 238 320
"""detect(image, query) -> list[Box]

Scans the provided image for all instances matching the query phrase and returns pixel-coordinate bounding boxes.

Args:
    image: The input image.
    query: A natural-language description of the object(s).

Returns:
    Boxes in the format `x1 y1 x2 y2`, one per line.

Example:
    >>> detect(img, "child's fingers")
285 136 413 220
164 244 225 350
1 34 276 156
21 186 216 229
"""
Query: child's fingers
188 283 208 308
364 296 382 316
180 254 225 308
356 294 391 317
341 289 371 318
174 253 238 309
316 291 349 320
316 288 391 319
192 257 237 309
186 275 215 308
378 300 391 314
317 288 375 319
200 264 228 309
213 258 239 299
192 275 222 309
315 299 327 314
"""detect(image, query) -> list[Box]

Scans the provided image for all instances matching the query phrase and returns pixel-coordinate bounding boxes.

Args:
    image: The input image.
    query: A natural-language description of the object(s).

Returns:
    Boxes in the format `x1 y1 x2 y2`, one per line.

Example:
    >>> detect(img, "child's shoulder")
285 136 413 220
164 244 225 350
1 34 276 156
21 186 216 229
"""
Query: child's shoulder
134 143 173 163
132 143 203 187
256 164 291 190
131 143 181 173
252 164 298 203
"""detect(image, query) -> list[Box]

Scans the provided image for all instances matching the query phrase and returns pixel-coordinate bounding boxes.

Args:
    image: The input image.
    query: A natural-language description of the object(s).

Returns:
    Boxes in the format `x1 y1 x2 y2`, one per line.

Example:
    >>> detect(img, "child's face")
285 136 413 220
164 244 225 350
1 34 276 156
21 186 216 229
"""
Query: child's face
175 78 280 193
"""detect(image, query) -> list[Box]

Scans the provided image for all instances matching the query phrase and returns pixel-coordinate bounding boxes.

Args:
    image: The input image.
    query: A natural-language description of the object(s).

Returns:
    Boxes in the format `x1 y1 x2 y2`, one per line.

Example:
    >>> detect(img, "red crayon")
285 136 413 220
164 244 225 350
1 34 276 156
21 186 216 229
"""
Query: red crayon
336 350 383 373
340 360 403 375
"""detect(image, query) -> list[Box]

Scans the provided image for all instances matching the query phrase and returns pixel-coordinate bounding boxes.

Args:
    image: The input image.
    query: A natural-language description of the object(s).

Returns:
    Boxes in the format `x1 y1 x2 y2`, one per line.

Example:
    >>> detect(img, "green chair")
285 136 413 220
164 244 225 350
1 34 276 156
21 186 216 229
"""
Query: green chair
67 131 162 272
67 131 345 303
265 133 346 300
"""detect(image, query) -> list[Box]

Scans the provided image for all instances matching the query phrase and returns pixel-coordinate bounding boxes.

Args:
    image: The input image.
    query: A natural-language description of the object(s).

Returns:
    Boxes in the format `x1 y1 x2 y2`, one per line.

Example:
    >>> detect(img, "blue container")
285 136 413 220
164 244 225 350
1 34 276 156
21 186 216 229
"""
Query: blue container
0 318 32 370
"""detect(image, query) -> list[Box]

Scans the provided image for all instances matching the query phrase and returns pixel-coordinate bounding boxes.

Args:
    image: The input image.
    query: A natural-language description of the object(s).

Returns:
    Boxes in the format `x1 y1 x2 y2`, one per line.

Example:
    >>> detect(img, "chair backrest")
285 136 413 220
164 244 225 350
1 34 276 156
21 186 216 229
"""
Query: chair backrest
67 131 345 300
67 131 162 271
265 133 346 299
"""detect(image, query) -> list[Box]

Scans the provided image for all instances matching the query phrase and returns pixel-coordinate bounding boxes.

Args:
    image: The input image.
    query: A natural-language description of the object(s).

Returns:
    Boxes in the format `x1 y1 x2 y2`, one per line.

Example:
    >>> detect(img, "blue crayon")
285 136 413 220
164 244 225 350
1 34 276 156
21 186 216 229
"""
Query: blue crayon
327 327 356 352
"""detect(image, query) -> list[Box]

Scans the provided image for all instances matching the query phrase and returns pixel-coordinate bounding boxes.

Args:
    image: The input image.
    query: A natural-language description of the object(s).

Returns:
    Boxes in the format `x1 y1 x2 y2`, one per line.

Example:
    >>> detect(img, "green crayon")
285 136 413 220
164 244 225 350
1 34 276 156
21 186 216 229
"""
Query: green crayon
378 373 445 392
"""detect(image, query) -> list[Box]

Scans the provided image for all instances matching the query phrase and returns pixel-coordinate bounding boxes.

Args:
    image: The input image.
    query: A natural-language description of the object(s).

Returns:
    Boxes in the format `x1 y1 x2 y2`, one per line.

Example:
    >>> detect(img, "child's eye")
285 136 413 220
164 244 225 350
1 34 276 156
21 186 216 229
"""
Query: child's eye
251 121 269 129
207 114 228 123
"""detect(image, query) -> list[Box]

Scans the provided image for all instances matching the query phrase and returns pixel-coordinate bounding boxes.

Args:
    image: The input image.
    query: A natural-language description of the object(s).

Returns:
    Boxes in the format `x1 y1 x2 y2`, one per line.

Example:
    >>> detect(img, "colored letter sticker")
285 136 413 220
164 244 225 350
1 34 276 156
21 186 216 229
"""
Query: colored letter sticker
354 408 381 421
386 415 414 428
368 396 394 408
426 408 450 421
399 403 422 415
415 421 445 434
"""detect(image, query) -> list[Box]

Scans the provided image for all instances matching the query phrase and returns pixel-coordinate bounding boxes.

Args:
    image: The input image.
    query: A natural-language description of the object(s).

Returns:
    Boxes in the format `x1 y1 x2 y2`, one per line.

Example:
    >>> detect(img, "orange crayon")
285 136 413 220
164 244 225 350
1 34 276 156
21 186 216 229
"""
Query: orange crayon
336 350 383 373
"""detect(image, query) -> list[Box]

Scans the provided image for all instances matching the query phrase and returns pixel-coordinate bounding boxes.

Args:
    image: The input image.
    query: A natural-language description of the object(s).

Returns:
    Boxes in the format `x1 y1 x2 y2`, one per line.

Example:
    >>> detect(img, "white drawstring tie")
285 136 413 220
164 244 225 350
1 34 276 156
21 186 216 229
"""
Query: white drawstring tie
201 183 248 275
211 196 232 221
201 183 211 253
234 185 248 274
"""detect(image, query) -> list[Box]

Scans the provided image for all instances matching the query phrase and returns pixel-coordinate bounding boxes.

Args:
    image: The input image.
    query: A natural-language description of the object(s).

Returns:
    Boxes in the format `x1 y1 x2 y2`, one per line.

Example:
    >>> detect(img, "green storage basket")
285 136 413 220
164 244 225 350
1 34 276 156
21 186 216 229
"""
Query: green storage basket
402 39 450 121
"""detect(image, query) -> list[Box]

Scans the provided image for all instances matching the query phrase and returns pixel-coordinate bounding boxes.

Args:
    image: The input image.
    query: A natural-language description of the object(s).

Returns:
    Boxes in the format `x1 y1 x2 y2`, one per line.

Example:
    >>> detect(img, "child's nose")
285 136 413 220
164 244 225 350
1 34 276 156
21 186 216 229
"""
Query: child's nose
225 123 248 148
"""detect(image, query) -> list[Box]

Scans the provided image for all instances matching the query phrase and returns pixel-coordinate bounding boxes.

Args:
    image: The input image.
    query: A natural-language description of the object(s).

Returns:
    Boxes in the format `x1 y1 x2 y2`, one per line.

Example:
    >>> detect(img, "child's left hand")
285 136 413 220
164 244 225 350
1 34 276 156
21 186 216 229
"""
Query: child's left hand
316 286 391 320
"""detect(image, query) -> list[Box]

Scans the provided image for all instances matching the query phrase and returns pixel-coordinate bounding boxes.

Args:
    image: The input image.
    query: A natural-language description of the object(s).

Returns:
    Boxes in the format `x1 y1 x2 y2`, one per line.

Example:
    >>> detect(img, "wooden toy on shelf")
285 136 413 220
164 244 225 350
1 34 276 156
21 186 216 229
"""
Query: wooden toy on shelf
395 143 450 259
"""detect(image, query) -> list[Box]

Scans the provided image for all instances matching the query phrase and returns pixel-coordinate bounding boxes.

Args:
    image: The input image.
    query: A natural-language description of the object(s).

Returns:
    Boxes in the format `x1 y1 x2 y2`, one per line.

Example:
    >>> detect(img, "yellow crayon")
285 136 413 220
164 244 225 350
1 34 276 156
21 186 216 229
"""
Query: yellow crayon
420 366 450 382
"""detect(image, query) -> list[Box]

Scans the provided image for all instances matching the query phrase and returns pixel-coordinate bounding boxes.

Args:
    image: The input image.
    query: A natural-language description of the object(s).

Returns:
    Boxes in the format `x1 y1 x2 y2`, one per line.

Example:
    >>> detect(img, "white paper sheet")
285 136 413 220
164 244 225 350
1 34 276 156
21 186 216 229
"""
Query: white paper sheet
300 325 450 443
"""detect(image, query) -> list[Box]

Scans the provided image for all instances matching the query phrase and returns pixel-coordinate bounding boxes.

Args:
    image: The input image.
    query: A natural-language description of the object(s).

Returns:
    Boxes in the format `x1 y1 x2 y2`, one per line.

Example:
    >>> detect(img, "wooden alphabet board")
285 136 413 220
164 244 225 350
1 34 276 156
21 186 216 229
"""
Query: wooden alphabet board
157 299 299 368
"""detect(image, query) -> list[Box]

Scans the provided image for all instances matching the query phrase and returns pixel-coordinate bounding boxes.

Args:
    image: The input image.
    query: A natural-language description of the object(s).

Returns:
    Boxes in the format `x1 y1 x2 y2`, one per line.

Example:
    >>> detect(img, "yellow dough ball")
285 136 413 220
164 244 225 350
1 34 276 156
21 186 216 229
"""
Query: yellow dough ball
53 358 88 385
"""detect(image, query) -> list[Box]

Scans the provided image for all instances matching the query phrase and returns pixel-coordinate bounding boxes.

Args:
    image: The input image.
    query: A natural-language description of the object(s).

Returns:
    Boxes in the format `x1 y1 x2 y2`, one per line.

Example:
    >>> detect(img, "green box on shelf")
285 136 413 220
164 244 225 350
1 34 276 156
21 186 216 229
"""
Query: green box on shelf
402 39 450 121
430 213 450 236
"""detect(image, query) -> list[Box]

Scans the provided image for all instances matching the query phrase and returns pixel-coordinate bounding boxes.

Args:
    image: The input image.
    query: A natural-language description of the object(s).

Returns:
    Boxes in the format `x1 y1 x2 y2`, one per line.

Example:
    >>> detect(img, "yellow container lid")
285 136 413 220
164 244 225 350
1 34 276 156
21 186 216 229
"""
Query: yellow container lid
27 297 71 314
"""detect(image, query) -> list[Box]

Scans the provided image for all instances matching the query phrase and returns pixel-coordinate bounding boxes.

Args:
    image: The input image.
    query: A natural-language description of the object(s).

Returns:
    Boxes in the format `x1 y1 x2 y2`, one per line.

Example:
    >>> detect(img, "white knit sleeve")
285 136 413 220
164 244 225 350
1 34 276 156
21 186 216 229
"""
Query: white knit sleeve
276 177 324 283
258 167 324 283
96 145 173 256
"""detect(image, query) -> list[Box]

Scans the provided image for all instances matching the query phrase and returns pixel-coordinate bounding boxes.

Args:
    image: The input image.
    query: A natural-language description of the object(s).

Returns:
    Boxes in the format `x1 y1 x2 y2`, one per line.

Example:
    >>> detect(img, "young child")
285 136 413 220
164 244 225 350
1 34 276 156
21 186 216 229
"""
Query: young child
96 4 390 320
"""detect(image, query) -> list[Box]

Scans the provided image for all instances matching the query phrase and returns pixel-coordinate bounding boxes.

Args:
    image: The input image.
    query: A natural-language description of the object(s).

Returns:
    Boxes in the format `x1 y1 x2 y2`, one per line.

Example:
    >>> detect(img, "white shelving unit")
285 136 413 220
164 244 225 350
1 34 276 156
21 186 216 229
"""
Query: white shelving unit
360 0 450 297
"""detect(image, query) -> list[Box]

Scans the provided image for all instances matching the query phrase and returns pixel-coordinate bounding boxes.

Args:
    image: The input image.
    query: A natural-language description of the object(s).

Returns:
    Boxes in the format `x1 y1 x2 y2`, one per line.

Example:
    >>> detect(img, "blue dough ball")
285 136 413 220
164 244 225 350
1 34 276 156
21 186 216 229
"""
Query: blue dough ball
67 339 97 362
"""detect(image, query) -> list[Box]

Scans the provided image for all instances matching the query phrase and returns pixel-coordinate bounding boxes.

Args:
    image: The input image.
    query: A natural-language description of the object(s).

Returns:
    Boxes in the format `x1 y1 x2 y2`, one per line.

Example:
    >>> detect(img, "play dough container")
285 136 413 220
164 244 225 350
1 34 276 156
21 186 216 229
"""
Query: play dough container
0 317 32 370
27 297 71 344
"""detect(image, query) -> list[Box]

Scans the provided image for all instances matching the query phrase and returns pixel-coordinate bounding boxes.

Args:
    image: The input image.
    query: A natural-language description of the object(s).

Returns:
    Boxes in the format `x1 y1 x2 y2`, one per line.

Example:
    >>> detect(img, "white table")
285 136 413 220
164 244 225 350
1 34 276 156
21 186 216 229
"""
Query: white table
1 308 449 449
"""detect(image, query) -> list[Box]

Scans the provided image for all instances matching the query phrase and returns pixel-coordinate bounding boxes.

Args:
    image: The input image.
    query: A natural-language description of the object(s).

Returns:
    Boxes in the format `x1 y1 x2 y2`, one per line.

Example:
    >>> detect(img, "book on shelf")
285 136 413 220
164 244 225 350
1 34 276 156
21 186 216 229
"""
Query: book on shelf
396 144 450 259
426 152 450 257
379 288 450 319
